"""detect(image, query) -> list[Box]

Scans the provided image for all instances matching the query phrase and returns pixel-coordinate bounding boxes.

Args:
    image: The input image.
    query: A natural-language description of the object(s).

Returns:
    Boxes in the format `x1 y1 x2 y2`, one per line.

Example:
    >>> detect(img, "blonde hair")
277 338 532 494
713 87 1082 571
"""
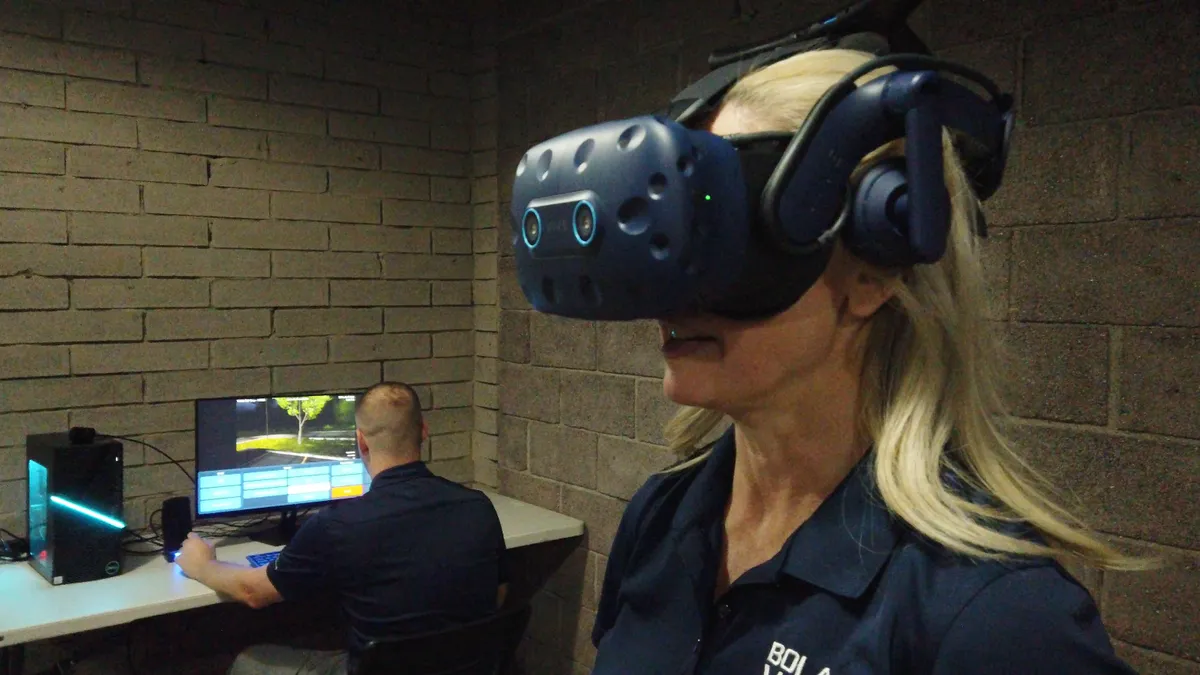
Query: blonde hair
664 49 1146 571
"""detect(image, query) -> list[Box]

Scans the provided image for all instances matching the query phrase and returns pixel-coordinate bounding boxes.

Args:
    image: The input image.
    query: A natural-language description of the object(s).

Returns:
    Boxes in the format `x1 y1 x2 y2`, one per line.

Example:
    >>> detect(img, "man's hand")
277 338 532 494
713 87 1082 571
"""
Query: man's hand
175 532 216 579
172 532 284 609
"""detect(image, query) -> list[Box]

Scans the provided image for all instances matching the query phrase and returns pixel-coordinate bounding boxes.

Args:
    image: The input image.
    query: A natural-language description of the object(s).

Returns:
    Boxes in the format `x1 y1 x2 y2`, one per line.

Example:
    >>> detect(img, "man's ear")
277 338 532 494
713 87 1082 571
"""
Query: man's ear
421 421 429 442
356 428 368 455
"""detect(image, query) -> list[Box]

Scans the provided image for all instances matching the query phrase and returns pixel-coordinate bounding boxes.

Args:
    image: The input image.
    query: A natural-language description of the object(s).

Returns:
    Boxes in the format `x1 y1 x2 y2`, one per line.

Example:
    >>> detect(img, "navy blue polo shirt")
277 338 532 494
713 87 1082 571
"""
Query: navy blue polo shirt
592 428 1136 674
266 461 506 657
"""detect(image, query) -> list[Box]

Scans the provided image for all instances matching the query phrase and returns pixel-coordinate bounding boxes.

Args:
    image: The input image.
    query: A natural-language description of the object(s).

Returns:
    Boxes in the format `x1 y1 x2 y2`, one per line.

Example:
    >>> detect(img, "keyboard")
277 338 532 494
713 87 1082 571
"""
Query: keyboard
246 551 280 568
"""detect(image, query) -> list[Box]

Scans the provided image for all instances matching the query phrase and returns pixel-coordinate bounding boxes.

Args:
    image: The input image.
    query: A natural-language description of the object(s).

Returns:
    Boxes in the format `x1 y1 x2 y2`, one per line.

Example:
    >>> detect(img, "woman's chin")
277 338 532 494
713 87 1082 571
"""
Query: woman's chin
662 367 723 409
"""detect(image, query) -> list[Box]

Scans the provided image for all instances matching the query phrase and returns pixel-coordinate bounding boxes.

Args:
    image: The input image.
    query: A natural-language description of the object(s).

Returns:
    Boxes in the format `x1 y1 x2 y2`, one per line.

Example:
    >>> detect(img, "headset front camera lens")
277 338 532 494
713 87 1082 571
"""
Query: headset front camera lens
576 209 593 240
523 210 541 247
574 201 597 245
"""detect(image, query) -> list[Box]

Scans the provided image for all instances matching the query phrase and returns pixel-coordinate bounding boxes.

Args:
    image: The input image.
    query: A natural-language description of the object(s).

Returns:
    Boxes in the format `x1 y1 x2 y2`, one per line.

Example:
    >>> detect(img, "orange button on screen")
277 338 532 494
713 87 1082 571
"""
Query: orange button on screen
332 485 363 499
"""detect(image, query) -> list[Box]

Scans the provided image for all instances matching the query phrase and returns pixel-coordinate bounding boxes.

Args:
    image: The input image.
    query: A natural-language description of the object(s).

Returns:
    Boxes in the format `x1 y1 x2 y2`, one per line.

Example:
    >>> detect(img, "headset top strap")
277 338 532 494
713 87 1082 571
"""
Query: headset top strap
663 0 930 125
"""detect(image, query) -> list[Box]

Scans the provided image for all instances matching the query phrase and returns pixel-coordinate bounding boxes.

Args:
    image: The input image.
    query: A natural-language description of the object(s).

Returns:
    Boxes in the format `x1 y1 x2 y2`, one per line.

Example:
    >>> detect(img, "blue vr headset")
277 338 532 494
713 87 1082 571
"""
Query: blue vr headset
509 0 1015 321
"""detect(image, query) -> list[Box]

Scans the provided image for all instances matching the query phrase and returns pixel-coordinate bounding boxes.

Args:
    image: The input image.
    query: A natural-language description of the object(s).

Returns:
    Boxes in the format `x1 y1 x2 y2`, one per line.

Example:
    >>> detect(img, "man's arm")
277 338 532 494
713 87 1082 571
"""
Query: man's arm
175 533 283 609
189 559 284 609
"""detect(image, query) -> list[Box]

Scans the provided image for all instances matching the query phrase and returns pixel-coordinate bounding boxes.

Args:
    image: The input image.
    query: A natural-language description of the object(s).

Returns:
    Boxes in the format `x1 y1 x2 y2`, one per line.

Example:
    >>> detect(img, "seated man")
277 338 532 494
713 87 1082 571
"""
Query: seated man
175 381 508 675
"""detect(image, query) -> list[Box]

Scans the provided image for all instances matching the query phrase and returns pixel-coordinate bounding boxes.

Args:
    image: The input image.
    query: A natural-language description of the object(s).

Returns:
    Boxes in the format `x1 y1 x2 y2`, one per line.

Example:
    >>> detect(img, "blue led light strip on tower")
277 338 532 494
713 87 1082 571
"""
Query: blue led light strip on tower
49 495 126 530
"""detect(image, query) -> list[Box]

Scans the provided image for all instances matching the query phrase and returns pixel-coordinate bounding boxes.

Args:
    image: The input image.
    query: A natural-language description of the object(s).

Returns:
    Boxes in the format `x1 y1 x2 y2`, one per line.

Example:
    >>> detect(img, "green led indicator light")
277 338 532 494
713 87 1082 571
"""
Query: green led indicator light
704 194 712 201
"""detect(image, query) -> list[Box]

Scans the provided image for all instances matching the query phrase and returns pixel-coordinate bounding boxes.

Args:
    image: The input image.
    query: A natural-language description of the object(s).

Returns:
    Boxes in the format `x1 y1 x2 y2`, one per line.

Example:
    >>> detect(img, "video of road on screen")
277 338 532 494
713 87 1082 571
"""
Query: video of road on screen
234 395 359 469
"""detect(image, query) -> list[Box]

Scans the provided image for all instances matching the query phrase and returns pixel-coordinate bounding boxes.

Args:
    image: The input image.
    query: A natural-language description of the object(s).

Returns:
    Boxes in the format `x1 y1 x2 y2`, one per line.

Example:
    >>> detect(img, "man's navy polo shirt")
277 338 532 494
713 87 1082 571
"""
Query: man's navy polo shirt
592 428 1136 674
266 461 506 656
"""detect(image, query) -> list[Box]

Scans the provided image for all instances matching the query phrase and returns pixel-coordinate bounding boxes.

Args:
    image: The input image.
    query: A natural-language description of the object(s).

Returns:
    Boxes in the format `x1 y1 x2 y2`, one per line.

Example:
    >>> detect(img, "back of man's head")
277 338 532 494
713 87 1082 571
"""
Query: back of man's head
355 382 424 462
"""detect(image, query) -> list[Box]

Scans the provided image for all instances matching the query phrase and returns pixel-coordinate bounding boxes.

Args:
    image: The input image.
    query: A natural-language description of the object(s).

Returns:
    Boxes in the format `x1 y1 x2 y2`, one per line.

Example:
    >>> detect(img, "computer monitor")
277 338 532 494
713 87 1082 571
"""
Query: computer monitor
194 392 370 544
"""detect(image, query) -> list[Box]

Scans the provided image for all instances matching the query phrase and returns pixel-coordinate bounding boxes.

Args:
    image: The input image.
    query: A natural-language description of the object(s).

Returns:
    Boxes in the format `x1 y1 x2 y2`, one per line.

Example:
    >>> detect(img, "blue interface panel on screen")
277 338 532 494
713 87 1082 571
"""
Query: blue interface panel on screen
194 394 369 517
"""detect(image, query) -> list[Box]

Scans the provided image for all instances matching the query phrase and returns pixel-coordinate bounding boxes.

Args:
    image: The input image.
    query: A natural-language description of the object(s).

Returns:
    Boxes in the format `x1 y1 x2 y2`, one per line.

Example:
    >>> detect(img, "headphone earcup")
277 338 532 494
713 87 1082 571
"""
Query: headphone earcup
844 158 917 268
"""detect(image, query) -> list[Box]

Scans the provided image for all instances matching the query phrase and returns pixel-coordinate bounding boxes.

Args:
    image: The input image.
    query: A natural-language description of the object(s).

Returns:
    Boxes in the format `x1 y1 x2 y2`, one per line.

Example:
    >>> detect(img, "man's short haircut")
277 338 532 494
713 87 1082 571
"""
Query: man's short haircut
355 381 424 456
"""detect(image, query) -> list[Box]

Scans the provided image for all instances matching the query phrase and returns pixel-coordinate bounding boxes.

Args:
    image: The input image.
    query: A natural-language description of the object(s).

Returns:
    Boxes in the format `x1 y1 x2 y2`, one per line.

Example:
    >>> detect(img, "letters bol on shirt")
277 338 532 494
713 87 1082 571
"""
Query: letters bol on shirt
765 641 831 675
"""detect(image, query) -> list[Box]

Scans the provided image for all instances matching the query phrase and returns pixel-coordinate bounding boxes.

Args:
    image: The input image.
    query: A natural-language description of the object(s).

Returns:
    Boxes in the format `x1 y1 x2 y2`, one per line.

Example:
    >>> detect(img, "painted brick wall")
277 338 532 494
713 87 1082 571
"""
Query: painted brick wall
0 0 484 539
484 1 1200 673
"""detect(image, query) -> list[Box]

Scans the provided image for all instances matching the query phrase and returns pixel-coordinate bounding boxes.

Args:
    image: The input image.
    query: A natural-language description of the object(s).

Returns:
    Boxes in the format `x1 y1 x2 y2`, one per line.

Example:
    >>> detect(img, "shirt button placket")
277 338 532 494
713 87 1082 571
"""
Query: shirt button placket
690 603 731 673
683 637 702 675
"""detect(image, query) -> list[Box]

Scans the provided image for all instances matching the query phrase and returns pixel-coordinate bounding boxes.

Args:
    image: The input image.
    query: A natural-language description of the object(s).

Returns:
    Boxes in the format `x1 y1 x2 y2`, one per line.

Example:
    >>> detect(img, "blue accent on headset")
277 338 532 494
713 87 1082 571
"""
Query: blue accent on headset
573 200 598 246
50 494 126 530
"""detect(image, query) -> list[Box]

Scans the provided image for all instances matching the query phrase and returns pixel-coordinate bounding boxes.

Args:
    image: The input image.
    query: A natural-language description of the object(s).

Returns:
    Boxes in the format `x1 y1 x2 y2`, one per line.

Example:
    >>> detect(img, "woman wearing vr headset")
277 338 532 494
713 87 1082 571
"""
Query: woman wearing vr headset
588 47 1145 674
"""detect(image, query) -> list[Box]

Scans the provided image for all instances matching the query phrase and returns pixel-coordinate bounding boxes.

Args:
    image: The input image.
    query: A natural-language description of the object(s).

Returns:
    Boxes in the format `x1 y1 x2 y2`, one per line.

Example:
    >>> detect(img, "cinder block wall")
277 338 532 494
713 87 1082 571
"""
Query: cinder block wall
484 1 1200 673
0 0 484 535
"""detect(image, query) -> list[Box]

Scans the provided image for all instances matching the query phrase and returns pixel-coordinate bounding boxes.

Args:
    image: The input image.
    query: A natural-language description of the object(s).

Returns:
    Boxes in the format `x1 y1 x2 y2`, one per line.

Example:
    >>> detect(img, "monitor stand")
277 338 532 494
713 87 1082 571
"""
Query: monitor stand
249 508 303 547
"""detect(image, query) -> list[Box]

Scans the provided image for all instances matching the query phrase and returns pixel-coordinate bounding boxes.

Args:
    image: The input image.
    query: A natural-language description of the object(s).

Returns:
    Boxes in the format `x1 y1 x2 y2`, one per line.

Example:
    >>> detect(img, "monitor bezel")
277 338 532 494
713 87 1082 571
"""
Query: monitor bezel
192 389 367 522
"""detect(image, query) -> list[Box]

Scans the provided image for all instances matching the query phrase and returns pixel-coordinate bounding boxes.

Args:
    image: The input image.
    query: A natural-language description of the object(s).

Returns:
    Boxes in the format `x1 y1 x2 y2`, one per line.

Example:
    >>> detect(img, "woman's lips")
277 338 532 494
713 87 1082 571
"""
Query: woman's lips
661 335 719 358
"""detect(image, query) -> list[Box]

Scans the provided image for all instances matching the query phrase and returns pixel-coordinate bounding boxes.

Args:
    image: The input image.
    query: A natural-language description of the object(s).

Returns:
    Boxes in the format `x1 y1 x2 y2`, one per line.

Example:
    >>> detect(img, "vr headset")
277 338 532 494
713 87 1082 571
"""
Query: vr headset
509 0 1015 321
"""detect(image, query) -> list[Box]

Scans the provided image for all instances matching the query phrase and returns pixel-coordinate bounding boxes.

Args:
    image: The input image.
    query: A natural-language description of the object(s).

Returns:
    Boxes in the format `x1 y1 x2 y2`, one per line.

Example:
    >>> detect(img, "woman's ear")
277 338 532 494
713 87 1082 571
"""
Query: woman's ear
846 264 898 320
830 246 897 320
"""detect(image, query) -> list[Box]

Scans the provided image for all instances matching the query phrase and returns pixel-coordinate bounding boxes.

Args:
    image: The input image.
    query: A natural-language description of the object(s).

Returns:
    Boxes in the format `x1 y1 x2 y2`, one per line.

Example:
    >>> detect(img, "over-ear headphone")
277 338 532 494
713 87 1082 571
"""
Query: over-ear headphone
681 55 1012 319
754 55 1011 274
847 157 924 269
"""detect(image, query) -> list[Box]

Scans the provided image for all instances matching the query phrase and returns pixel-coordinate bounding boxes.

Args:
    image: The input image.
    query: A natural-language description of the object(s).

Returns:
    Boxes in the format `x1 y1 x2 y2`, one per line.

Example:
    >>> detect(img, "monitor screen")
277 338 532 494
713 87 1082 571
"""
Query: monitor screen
194 393 371 518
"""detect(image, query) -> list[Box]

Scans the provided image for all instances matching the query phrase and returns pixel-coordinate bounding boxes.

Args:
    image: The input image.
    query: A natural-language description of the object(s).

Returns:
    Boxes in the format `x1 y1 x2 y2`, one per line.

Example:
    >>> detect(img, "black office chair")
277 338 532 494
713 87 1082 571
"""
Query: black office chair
352 603 532 675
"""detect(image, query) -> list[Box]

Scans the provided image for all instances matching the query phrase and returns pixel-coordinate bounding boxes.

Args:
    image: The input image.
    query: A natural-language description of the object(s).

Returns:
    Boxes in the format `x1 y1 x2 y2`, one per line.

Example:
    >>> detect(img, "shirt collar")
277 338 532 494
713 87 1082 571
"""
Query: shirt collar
370 460 433 487
670 428 738 533
776 451 902 598
672 427 903 599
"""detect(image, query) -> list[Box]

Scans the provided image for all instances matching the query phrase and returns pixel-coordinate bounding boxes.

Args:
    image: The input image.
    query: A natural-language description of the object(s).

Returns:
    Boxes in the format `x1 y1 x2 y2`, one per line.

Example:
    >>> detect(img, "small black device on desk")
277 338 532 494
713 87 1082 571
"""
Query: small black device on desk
161 495 193 562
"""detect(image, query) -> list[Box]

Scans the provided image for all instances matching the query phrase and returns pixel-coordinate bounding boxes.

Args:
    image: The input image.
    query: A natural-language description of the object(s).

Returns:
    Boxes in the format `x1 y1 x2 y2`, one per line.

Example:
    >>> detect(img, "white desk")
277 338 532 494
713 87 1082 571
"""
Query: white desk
0 491 583 651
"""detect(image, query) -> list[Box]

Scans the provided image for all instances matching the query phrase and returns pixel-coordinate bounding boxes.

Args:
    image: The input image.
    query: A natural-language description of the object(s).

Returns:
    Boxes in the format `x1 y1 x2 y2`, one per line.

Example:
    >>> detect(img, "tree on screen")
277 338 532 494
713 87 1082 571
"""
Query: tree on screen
274 396 332 444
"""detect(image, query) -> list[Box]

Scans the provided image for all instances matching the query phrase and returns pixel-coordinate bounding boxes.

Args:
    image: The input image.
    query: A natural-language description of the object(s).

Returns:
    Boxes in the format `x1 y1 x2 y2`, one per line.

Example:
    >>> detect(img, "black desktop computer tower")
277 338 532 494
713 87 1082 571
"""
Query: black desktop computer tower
26 429 125 585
